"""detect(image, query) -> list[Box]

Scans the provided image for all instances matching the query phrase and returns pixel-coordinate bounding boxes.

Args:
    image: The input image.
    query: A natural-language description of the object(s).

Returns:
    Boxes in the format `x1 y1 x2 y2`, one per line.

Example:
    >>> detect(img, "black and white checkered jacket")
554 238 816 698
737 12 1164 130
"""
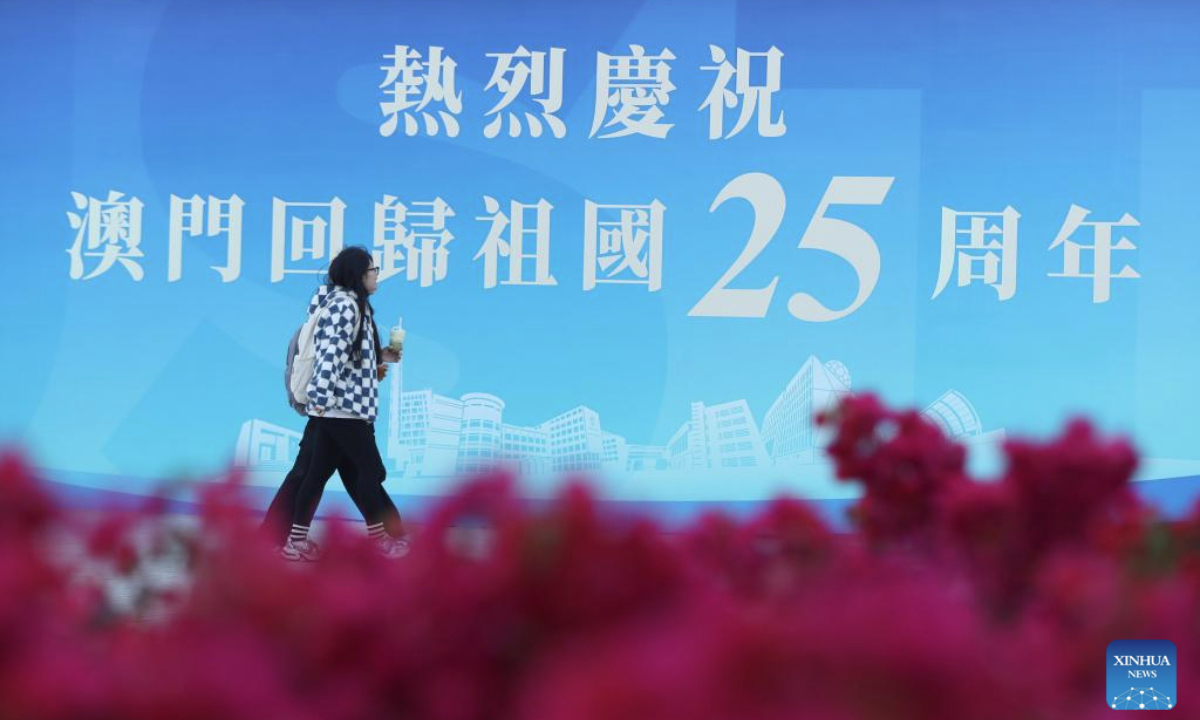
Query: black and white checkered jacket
305 284 378 422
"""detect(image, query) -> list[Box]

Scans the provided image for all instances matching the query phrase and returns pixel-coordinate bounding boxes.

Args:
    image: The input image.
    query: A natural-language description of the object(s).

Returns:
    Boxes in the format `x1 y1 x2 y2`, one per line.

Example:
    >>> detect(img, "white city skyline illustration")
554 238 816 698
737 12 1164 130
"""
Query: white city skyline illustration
236 326 1002 485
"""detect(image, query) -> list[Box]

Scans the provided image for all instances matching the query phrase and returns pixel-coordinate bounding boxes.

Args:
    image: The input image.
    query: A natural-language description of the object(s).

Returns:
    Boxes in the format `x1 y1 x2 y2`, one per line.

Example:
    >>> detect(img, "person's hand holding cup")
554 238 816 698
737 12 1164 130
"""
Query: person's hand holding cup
382 325 405 363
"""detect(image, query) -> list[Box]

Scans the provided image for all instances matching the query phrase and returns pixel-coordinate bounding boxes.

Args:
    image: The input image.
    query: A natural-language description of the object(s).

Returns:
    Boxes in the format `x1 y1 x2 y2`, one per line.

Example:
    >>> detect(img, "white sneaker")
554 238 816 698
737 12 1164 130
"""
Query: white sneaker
280 538 321 562
375 535 411 559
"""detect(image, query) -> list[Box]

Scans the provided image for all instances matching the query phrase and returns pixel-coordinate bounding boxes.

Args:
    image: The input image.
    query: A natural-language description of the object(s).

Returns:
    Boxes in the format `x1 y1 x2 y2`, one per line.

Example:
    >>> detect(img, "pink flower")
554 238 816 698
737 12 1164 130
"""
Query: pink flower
821 395 967 550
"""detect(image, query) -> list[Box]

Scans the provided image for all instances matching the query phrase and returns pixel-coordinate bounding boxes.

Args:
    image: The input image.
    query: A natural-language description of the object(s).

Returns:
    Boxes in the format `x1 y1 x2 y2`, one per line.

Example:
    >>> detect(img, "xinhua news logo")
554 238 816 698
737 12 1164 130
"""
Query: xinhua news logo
1108 640 1177 710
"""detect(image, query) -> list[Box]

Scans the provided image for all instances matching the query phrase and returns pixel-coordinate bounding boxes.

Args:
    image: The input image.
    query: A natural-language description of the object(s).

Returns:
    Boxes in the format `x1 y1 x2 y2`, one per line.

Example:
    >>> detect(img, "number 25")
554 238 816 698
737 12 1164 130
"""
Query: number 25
688 172 894 321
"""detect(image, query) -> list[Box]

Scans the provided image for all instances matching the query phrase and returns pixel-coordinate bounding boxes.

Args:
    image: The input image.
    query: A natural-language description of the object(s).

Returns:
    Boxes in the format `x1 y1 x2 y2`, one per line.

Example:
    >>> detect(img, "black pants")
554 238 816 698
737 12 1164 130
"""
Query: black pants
261 417 400 544
290 416 396 530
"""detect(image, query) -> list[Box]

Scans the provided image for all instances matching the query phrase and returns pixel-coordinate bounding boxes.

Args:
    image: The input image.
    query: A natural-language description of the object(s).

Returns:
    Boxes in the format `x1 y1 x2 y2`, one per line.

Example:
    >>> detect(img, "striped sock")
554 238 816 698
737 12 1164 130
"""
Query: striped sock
288 524 309 543
367 523 387 540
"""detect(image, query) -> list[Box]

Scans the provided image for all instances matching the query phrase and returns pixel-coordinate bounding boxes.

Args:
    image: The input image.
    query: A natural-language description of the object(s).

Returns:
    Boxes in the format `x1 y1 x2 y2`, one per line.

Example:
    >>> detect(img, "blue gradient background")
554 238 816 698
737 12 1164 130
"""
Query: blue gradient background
2 0 1199 509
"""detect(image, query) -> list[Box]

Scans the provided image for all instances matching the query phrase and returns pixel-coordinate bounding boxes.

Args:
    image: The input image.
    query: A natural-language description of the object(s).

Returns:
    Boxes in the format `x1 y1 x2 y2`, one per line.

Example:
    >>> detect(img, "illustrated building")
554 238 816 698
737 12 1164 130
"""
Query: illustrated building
665 399 770 471
922 390 983 439
761 357 852 464
235 419 302 471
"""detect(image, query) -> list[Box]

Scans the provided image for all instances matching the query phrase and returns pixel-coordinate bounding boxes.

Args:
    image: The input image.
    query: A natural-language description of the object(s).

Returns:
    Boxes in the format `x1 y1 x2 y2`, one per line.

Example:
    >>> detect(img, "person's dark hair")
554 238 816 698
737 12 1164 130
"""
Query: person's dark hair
326 246 377 361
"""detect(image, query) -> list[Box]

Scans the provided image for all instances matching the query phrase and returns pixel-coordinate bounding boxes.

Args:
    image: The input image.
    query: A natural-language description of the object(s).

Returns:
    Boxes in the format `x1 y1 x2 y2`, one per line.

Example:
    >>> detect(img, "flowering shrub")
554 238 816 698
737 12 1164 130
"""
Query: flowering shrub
0 394 1196 719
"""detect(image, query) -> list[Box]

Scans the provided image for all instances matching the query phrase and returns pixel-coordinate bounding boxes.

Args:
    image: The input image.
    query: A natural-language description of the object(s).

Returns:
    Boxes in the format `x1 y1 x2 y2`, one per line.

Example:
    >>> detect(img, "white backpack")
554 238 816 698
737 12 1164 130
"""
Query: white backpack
286 297 361 410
